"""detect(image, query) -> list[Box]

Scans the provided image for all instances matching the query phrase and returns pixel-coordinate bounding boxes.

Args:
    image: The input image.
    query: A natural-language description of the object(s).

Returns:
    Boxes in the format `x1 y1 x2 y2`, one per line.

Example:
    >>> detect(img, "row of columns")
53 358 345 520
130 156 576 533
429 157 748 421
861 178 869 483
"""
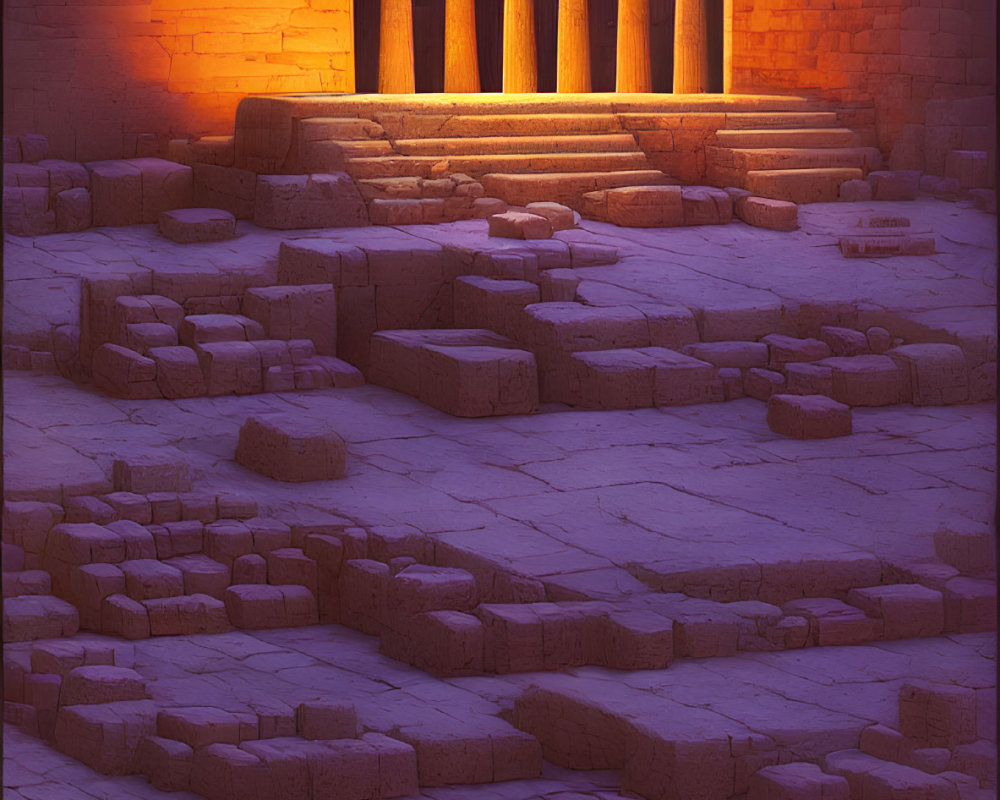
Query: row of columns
376 0 717 95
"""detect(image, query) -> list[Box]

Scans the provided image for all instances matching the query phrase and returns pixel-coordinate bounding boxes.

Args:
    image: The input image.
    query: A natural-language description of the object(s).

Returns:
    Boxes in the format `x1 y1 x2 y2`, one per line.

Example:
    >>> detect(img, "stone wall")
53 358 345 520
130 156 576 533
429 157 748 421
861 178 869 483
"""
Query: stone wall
730 0 996 175
2 0 354 162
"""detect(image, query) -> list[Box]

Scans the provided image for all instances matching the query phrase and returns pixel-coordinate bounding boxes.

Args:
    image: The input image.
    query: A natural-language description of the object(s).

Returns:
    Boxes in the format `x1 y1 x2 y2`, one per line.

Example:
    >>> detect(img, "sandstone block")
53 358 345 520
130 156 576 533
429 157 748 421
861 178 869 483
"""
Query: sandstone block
782 598 879 646
744 368 787 400
19 134 49 163
101 594 150 640
145 593 232 636
164 554 231 597
762 334 832 369
266 548 318 592
839 179 873 201
3 186 55 236
819 326 869 356
942 577 996 633
524 202 577 230
158 208 236 242
223 584 318 629
121 559 184 601
197 341 263 396
888 344 969 405
681 185 733 225
253 173 369 229
203 520 253 566
91 344 161 399
3 595 79 641
131 158 193 222
488 211 553 240
87 161 142 227
899 681 978 748
868 170 920 200
418 344 539 417
242 284 336 355
933 526 996 573
605 185 684 227
846 584 944 639
139 736 193 792
53 700 157 774
767 394 852 439
54 188 92 232
236 414 347 482
748 762 850 800
736 196 798 231
60 665 146 705
817 355 906 406
148 346 207 399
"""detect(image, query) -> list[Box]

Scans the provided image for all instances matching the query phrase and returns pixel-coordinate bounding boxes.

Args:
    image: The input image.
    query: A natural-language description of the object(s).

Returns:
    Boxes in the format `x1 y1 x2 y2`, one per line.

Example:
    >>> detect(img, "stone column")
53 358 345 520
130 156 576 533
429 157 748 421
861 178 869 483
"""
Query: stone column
557 0 591 93
379 0 415 94
616 0 652 93
723 0 733 93
674 0 709 93
503 0 537 92
445 0 481 92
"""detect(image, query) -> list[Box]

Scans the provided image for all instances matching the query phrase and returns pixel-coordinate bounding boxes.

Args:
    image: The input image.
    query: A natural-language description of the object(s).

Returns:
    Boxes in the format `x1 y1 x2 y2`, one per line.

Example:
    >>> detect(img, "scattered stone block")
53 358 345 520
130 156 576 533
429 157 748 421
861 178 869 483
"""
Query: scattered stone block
933 526 996 573
748 762 850 800
132 158 193 222
60 665 147 705
736 195 798 231
91 344 161 399
197 341 264 396
158 208 236 242
242 284 337 355
236 414 348 482
418 344 539 417
203 520 253 566
868 170 920 201
767 394 852 439
681 185 733 225
744 368 786 400
3 595 79 641
253 173 369 229
54 187 92 232
53 700 157 774
101 594 150 640
164 554 231 597
784 362 834 396
120 559 184 601
846 584 944 639
942 577 996 633
783 598 879 645
762 334 832 369
524 202 576 230
899 681 978 748
488 211 553 240
839 179 873 202
819 326 869 357
87 160 143 227
139 736 193 792
149 346 207 399
145 593 232 636
818 355 906 406
3 186 56 236
888 344 969 405
605 185 684 227
223 584 318 628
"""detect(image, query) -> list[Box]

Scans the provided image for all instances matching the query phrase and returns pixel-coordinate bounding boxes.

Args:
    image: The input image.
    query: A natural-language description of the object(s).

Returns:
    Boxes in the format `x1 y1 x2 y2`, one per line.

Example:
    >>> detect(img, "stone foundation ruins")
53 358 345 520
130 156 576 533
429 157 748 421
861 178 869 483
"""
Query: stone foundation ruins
2 1 997 797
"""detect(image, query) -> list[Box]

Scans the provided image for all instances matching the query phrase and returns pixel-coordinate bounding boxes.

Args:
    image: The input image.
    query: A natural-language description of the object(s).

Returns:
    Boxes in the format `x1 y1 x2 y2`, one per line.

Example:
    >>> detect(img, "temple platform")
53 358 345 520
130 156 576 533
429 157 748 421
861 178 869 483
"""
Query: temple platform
231 92 878 204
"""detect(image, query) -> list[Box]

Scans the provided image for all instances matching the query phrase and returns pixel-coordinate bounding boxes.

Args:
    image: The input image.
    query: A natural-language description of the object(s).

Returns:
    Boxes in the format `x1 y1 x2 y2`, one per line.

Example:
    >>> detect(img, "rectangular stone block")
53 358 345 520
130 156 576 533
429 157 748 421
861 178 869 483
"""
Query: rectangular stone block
242 284 337 355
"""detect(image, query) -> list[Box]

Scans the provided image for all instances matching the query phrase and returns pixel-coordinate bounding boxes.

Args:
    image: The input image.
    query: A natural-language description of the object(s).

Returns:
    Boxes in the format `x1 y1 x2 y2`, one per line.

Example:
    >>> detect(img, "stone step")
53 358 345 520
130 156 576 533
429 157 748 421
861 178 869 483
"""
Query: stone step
2 569 52 598
481 169 677 208
334 140 394 158
392 133 641 157
719 111 842 129
2 594 79 641
300 116 385 141
745 167 864 203
346 151 652 180
715 127 863 148
369 329 538 418
716 146 883 173
374 112 624 139
825 749 976 800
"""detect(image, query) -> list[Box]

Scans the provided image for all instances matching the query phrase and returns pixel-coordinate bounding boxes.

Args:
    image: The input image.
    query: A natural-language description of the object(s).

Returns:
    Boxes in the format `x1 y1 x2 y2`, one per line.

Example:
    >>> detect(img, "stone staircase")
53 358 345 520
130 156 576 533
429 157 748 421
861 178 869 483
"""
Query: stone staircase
705 111 882 202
